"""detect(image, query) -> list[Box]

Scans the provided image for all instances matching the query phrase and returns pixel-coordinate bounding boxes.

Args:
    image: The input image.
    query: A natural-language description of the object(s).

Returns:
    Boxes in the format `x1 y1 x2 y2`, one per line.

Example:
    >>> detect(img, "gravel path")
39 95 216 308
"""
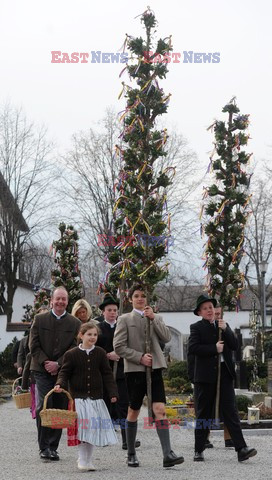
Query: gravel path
1 399 271 480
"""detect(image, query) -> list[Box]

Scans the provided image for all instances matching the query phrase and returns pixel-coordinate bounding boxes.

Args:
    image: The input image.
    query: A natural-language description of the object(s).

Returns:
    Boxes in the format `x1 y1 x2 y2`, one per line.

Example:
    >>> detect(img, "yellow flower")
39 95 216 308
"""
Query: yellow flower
165 407 178 418
171 397 184 405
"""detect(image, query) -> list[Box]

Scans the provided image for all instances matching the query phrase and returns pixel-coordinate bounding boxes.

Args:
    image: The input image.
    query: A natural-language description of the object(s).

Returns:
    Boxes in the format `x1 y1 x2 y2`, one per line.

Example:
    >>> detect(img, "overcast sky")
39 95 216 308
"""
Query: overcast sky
1 0 272 170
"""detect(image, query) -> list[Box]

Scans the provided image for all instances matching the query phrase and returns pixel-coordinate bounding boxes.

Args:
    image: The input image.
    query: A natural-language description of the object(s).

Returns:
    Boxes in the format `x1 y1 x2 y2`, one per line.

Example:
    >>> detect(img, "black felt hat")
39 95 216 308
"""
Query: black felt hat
193 294 217 316
99 293 119 311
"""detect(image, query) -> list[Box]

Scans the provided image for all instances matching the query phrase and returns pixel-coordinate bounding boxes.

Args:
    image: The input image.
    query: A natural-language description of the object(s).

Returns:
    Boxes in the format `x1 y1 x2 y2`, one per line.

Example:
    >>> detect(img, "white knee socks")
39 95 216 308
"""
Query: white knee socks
78 442 94 469
85 443 94 466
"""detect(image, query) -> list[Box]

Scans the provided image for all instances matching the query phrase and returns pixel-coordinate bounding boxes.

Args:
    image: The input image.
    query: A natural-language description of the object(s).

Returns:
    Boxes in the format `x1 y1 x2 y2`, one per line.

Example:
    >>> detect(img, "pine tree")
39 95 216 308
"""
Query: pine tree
202 98 251 309
51 223 83 311
101 8 173 301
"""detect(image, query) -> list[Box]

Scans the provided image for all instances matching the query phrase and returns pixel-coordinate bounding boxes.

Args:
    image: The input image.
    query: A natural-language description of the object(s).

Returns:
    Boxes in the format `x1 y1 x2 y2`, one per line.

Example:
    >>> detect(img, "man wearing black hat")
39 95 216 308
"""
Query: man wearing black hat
188 294 257 463
96 293 140 451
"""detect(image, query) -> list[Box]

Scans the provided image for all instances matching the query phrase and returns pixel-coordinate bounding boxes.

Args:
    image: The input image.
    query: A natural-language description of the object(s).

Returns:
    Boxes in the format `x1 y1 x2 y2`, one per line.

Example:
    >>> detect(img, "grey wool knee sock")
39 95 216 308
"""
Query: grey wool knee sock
156 419 172 457
121 427 127 445
126 421 137 455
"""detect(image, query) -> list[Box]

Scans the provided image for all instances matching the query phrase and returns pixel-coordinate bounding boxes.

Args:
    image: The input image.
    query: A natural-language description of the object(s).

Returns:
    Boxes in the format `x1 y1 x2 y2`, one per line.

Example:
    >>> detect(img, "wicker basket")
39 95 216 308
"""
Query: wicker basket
40 388 77 429
12 377 31 409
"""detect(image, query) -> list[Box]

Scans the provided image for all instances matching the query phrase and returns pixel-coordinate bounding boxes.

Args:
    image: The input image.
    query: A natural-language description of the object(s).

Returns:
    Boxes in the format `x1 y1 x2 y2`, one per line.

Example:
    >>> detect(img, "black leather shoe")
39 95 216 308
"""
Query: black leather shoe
127 454 139 467
194 451 204 462
50 450 60 461
122 439 141 450
40 448 51 460
205 439 214 449
163 450 184 467
238 447 257 462
225 439 234 448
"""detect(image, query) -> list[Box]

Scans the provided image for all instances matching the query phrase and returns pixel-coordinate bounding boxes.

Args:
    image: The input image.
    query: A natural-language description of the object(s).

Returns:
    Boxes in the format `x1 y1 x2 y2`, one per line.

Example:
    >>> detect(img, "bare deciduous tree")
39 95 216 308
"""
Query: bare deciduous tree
19 243 53 288
0 103 53 321
244 178 272 307
62 109 121 257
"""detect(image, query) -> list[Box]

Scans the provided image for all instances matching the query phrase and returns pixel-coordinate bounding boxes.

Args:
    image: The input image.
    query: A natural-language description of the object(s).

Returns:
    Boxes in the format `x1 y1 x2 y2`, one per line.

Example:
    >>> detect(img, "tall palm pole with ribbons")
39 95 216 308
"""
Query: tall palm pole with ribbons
98 9 174 421
201 98 252 421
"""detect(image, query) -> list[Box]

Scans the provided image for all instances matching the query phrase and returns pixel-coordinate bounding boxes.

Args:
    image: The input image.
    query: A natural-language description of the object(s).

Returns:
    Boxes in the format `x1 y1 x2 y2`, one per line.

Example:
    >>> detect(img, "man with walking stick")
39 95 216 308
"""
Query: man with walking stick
113 283 184 468
188 294 257 463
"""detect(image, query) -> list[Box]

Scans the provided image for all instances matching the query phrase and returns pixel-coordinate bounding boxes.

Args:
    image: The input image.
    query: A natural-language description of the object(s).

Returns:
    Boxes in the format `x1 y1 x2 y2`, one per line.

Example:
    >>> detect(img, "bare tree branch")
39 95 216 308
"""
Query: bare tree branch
243 177 272 306
0 102 54 321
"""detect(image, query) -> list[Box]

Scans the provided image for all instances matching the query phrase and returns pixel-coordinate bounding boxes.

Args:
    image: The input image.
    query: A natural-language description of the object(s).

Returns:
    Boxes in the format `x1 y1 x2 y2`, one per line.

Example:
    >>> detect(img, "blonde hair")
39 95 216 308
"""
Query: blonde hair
71 299 92 321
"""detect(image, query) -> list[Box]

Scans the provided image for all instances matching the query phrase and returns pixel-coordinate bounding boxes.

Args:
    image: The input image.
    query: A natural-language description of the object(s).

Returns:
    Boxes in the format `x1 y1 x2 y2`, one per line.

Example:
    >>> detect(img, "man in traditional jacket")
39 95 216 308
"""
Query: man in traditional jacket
30 287 80 461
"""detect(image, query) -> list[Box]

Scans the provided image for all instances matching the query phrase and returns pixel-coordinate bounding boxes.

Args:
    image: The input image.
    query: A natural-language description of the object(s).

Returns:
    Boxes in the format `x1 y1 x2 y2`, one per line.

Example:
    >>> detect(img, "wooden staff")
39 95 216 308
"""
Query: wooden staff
145 292 153 424
113 359 118 380
215 306 223 424
113 278 125 380
215 327 222 425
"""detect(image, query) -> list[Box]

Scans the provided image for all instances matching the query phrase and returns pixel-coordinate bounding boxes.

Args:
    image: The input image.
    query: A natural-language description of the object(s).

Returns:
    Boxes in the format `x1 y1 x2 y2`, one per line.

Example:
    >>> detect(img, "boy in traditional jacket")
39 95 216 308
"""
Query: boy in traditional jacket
188 294 257 462
113 284 184 468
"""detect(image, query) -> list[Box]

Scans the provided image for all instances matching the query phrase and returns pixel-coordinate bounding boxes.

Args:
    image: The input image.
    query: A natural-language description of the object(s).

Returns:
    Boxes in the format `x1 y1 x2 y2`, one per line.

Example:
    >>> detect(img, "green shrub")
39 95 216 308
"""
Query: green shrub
264 335 272 359
0 337 18 381
245 360 267 384
167 361 189 381
168 376 192 394
235 395 252 412
259 377 268 392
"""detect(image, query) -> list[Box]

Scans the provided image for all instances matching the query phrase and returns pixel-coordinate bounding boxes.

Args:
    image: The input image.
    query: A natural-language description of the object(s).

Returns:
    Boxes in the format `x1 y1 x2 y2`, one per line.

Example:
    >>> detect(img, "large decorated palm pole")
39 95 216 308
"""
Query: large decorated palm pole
202 98 252 419
100 9 173 301
99 9 173 419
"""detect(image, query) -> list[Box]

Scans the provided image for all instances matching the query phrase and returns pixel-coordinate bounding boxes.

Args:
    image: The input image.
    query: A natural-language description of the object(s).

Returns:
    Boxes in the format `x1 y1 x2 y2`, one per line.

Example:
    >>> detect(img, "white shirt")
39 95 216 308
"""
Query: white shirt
52 309 67 320
79 344 95 355
104 319 117 328
133 308 145 316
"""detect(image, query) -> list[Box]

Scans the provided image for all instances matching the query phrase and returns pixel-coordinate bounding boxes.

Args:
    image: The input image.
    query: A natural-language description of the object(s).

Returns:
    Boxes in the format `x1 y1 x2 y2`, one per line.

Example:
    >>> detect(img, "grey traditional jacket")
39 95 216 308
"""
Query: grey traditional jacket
113 311 170 373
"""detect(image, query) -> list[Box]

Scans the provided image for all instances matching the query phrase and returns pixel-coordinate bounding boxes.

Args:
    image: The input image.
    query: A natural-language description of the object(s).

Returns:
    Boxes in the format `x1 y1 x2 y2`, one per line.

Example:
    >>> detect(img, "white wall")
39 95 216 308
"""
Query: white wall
0 284 34 352
12 284 35 322
0 315 25 352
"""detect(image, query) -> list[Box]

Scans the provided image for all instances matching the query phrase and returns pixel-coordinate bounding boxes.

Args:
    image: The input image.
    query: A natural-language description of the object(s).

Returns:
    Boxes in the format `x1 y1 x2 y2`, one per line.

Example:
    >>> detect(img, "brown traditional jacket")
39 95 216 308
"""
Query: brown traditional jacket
56 346 118 400
29 311 81 373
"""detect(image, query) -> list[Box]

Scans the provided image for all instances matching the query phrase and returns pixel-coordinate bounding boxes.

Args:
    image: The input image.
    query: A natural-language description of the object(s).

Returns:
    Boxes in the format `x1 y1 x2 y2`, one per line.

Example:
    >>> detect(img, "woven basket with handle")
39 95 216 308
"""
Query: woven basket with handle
40 388 77 429
12 377 31 409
